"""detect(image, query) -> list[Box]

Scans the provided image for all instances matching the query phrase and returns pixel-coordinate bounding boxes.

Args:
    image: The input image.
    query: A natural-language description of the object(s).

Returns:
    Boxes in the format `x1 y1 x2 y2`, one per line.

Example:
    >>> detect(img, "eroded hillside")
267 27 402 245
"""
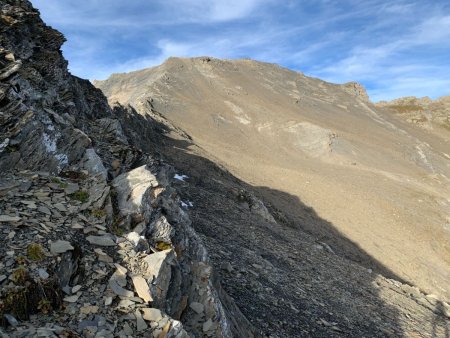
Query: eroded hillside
96 57 450 305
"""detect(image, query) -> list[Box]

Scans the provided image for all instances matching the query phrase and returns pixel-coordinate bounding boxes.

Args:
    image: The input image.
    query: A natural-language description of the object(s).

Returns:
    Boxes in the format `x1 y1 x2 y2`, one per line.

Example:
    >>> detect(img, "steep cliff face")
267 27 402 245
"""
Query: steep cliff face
0 2 254 337
0 0 113 173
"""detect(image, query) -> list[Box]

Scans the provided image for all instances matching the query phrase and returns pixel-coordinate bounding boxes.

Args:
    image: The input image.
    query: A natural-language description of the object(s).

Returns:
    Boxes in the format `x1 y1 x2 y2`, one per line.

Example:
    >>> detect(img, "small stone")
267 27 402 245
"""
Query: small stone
158 322 171 338
87 235 116 246
5 53 15 61
54 203 67 212
0 215 21 222
80 305 99 314
7 231 15 239
0 275 7 283
202 318 214 332
135 310 148 332
221 262 233 273
132 275 153 302
122 323 133 336
71 222 84 229
95 329 112 338
38 206 52 216
111 159 121 170
65 183 79 195
64 293 81 303
98 254 113 263
4 314 19 327
111 268 127 287
50 240 74 254
72 285 82 293
104 296 113 306
141 308 163 322
38 268 49 279
22 201 37 209
189 302 204 314
109 279 134 298
116 299 135 310
48 183 62 190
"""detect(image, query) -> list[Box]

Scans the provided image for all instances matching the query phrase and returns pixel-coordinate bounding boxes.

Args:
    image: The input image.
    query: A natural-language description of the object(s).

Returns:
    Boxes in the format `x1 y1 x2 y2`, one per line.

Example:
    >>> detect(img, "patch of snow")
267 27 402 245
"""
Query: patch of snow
55 153 68 166
42 133 57 153
180 200 194 209
42 132 68 171
41 115 54 128
0 138 10 153
174 174 189 181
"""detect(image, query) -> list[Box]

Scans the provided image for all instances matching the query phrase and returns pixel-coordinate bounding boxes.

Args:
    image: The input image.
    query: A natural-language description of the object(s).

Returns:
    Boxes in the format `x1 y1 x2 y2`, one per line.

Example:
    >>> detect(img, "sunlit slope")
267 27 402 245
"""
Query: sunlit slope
96 57 450 300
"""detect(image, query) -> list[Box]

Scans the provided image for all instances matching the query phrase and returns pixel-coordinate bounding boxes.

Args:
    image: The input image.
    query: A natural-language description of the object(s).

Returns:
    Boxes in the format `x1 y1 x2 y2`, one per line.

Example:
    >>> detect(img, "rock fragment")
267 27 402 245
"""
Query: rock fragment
189 302 204 314
141 308 163 322
87 235 116 246
50 240 74 254
132 275 153 302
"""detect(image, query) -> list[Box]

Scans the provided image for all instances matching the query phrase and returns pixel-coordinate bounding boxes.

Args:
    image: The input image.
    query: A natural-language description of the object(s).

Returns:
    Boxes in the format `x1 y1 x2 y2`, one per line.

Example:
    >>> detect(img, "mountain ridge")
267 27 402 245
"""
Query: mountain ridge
1 1 449 337
96 55 450 304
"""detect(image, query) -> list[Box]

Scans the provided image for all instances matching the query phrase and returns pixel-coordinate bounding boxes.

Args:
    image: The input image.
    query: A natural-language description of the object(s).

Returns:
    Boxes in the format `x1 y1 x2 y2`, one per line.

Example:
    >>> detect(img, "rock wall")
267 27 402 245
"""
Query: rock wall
0 1 255 337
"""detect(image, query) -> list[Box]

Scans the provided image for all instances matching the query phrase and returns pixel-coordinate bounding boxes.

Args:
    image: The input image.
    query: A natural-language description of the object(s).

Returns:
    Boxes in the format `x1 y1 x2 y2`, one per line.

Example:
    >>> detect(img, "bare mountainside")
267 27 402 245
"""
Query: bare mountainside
96 57 450 303
2 2 449 336
377 95 450 134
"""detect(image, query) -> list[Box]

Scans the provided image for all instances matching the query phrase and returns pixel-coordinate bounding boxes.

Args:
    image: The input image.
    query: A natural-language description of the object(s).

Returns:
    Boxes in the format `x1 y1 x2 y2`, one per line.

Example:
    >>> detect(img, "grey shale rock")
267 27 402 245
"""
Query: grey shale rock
0 215 21 222
50 240 74 254
86 235 116 246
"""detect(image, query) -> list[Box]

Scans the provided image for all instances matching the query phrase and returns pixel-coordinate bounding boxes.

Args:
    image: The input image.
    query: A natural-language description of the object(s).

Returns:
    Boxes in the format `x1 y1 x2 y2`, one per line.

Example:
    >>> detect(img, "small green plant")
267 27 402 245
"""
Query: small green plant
387 104 424 114
37 299 52 314
91 209 106 218
50 177 68 188
27 243 45 261
60 170 88 180
110 216 125 236
5 145 18 153
1 288 28 322
15 256 27 265
50 177 62 184
69 190 89 203
11 268 29 284
156 241 172 251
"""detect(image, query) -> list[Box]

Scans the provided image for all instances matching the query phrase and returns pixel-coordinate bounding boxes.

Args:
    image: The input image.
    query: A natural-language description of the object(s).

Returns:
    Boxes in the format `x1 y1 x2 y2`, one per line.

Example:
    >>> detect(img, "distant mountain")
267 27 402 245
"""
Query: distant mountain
377 95 450 133
96 57 450 305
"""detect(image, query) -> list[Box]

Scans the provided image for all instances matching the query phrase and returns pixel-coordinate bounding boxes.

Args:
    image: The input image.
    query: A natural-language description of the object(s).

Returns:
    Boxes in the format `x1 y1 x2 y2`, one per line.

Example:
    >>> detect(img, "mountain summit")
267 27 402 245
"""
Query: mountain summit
96 56 450 302
1 2 449 337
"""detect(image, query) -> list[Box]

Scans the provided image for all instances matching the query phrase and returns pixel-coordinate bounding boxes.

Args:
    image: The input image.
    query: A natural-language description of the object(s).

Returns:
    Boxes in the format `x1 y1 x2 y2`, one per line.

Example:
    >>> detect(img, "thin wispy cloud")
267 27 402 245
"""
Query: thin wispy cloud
30 0 450 101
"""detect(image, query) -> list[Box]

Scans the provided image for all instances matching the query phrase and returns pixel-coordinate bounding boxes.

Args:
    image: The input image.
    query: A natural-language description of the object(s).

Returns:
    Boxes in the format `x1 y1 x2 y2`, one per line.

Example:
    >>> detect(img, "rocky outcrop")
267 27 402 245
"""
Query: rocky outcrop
0 1 255 337
341 81 369 102
376 95 450 131
0 0 112 174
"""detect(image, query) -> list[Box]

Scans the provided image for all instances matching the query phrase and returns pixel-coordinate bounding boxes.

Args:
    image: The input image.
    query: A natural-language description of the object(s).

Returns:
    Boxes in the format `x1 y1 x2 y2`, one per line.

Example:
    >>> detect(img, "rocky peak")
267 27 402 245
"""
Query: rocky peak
341 81 370 102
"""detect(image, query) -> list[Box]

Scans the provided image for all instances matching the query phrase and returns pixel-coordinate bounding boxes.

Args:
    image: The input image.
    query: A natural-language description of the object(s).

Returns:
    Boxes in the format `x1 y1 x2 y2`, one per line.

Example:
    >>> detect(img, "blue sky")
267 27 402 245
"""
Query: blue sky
30 0 450 102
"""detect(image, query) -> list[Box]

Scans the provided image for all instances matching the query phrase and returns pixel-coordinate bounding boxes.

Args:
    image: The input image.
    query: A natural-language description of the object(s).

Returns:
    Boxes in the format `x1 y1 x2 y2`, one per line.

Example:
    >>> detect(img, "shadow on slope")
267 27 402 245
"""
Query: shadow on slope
114 103 449 337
